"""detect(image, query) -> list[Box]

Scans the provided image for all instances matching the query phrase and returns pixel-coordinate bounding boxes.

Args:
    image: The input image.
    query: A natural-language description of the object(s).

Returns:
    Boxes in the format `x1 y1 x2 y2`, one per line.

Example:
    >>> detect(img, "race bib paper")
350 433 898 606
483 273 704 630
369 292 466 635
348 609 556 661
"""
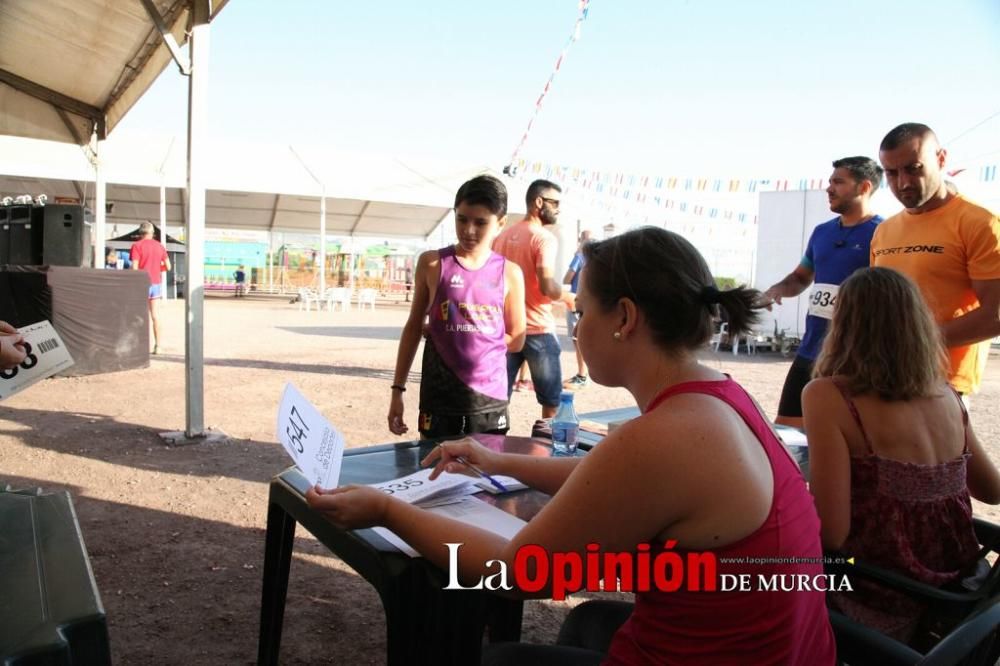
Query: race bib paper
0 320 74 400
276 383 346 489
807 283 839 320
368 468 476 506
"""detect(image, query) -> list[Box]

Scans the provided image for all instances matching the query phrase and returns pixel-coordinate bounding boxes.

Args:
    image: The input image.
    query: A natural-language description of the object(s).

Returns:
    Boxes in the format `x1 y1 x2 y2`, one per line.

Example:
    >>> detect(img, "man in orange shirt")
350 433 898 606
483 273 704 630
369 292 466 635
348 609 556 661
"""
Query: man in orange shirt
872 123 1000 396
493 179 564 418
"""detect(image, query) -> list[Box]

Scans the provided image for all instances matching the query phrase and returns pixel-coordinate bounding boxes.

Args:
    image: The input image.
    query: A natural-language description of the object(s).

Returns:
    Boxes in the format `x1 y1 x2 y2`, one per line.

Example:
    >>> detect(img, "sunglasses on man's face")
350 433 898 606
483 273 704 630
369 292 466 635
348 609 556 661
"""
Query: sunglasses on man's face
541 197 561 208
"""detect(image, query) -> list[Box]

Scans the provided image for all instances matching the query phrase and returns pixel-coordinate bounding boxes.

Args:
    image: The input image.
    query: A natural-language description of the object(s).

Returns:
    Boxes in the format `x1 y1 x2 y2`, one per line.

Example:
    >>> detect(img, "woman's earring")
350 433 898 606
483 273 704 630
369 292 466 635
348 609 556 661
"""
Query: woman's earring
613 331 622 340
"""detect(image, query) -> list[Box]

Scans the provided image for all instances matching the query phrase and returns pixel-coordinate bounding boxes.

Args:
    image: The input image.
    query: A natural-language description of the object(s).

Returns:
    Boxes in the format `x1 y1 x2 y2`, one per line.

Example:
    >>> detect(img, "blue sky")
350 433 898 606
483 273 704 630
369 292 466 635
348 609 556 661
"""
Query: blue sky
119 0 1000 180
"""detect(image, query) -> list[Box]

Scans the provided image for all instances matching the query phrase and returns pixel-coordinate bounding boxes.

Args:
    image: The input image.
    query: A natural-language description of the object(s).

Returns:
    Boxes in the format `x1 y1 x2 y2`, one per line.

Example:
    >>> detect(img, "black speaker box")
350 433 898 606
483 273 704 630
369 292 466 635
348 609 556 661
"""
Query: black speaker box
0 206 43 264
40 204 91 267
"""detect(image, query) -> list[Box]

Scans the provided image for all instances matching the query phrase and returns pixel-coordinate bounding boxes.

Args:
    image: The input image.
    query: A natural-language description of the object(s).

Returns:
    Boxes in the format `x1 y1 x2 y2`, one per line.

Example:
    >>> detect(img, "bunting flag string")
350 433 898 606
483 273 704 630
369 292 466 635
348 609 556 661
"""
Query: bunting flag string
510 155 1000 200
514 157 826 197
547 175 760 225
568 194 761 243
505 1 590 171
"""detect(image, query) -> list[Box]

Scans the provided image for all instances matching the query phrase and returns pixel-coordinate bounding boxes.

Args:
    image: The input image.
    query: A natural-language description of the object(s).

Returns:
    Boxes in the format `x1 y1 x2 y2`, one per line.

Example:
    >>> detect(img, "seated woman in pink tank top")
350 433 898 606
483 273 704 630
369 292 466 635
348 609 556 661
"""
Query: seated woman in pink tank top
803 267 1000 643
307 227 836 665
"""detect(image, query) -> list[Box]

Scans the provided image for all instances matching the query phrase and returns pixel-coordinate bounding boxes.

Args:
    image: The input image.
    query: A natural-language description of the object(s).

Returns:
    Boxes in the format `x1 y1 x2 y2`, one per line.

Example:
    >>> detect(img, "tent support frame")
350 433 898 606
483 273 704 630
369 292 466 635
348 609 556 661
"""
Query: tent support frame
0 68 106 138
156 0 226 445
137 0 191 75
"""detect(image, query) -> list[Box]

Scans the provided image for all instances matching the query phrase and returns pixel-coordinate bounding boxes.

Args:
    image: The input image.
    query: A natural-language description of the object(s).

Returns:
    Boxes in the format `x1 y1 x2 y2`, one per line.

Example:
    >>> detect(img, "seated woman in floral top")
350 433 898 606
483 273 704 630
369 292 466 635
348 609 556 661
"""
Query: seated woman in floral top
804 266 1000 641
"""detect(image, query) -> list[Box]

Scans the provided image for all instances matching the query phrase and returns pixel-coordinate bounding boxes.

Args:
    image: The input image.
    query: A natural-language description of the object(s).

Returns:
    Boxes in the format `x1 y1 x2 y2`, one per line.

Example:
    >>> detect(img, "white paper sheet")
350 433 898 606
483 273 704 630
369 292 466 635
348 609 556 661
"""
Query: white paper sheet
275 383 346 489
0 320 74 400
775 424 808 448
373 496 528 557
368 467 477 505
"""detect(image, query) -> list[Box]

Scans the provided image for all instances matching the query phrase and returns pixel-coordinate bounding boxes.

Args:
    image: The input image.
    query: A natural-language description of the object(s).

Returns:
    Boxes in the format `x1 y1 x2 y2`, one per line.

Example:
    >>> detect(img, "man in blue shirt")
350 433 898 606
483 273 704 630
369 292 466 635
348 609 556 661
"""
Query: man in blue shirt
561 229 592 388
762 156 884 428
234 265 247 297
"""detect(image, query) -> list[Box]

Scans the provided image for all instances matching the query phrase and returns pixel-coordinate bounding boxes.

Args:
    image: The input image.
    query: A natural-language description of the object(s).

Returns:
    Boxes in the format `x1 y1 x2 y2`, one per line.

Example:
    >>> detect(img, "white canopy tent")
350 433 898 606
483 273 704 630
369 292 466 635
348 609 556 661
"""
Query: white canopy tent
0 132 511 239
1 0 227 440
0 0 210 143
0 1 526 441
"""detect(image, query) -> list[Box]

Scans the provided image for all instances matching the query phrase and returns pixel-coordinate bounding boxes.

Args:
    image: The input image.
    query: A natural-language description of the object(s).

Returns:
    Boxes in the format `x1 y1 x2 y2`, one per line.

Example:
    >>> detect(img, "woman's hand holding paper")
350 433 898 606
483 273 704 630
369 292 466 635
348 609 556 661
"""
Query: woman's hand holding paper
305 484 390 529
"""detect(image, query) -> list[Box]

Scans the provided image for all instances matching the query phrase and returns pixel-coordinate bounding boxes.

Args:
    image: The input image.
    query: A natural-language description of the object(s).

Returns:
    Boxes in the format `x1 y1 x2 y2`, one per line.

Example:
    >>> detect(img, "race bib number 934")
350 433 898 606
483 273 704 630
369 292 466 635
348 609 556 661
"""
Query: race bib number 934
807 283 839 320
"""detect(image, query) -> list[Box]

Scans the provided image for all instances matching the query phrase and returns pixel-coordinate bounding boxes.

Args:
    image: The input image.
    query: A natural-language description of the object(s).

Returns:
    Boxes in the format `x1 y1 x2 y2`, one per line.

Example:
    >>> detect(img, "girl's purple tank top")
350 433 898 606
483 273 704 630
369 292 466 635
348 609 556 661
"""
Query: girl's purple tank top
426 246 508 401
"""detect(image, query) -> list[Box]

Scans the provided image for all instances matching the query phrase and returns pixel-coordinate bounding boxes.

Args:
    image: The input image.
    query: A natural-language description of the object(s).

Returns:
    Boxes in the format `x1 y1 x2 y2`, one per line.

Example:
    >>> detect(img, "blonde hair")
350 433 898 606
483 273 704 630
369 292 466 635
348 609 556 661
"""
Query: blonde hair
814 267 947 400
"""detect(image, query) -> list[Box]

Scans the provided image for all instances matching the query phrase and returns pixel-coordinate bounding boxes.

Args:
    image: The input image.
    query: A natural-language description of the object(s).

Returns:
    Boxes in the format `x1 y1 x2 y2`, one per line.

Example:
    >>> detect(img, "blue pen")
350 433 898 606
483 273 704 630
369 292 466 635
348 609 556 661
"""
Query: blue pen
455 455 508 493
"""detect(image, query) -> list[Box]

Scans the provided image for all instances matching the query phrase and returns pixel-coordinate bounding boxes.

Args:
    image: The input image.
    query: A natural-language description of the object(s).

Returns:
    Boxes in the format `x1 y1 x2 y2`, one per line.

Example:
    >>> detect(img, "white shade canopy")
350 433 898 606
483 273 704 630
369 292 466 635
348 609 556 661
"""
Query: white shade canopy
0 132 523 239
0 0 230 145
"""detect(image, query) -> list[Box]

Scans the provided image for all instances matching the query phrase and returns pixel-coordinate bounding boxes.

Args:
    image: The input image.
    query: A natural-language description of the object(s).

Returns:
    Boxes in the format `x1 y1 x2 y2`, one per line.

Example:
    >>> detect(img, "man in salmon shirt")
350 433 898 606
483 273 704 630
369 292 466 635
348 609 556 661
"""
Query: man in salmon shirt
872 123 1000 399
493 180 564 419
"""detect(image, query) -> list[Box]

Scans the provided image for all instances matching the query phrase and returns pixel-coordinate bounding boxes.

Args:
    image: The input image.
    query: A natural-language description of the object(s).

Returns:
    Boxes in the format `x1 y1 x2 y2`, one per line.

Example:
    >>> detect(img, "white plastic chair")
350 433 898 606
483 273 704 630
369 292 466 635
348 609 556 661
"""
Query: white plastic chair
712 322 742 355
747 324 777 354
326 287 351 312
357 288 377 311
297 287 320 312
711 323 725 352
747 315 780 354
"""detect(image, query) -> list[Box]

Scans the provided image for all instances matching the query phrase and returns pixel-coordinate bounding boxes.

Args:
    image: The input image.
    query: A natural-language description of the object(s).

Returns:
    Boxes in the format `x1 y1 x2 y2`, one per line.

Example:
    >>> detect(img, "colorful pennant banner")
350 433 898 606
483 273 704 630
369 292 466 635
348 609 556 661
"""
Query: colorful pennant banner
510 155 1000 221
545 176 760 225
507 1 591 167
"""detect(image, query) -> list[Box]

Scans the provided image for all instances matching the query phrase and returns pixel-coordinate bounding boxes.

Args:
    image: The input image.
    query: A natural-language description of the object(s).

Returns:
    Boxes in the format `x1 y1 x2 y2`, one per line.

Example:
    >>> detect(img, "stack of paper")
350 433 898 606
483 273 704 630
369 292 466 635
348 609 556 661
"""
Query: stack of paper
373 496 528 557
368 469 530 557
368 468 478 506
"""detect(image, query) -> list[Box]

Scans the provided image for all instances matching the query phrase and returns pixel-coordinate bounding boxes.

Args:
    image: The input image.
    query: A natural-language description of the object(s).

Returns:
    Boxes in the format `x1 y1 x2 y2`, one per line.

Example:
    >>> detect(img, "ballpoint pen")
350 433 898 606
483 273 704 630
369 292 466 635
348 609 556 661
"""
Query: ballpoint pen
455 455 508 493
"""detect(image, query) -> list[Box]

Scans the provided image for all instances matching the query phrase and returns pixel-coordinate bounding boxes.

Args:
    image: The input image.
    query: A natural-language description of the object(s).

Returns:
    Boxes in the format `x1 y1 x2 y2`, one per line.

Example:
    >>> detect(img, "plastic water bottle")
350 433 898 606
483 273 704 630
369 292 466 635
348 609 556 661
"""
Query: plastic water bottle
551 391 580 456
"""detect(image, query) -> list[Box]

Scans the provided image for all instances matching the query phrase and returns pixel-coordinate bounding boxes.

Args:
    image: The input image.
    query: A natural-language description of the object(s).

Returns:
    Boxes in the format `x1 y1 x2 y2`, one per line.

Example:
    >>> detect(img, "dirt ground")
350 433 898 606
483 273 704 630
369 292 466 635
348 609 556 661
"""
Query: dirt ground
2 294 999 665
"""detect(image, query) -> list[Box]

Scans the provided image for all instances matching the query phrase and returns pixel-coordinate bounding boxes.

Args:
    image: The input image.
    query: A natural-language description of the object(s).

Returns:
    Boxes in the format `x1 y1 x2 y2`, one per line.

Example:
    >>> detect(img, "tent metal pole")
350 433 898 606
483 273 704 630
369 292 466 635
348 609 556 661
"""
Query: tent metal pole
137 0 190 75
320 187 326 295
183 2 211 438
348 236 356 294
158 137 174 298
94 139 106 268
160 180 168 299
287 146 326 295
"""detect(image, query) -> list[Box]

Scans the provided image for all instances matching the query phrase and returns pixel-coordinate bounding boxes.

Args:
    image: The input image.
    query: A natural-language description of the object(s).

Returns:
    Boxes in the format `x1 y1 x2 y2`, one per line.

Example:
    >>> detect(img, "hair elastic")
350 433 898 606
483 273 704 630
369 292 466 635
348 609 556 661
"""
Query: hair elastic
701 285 721 305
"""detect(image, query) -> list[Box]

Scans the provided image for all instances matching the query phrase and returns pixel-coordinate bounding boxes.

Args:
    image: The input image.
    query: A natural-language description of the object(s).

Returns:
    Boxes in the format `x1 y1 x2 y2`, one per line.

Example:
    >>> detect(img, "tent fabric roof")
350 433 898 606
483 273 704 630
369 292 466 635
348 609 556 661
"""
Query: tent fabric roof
0 0 228 144
0 133 525 239
0 0 522 241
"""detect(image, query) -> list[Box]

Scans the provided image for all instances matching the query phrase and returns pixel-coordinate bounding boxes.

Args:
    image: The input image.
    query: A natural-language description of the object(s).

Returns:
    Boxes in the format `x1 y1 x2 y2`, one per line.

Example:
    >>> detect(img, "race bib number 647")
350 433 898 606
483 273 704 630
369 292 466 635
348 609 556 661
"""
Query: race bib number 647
807 283 839 320
276 383 346 489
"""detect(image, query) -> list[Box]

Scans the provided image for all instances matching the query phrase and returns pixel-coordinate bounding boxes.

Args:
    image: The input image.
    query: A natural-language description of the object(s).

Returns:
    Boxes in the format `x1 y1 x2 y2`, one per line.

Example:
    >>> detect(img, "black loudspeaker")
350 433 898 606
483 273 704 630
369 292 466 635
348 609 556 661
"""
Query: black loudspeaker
0 206 43 265
40 205 91 267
